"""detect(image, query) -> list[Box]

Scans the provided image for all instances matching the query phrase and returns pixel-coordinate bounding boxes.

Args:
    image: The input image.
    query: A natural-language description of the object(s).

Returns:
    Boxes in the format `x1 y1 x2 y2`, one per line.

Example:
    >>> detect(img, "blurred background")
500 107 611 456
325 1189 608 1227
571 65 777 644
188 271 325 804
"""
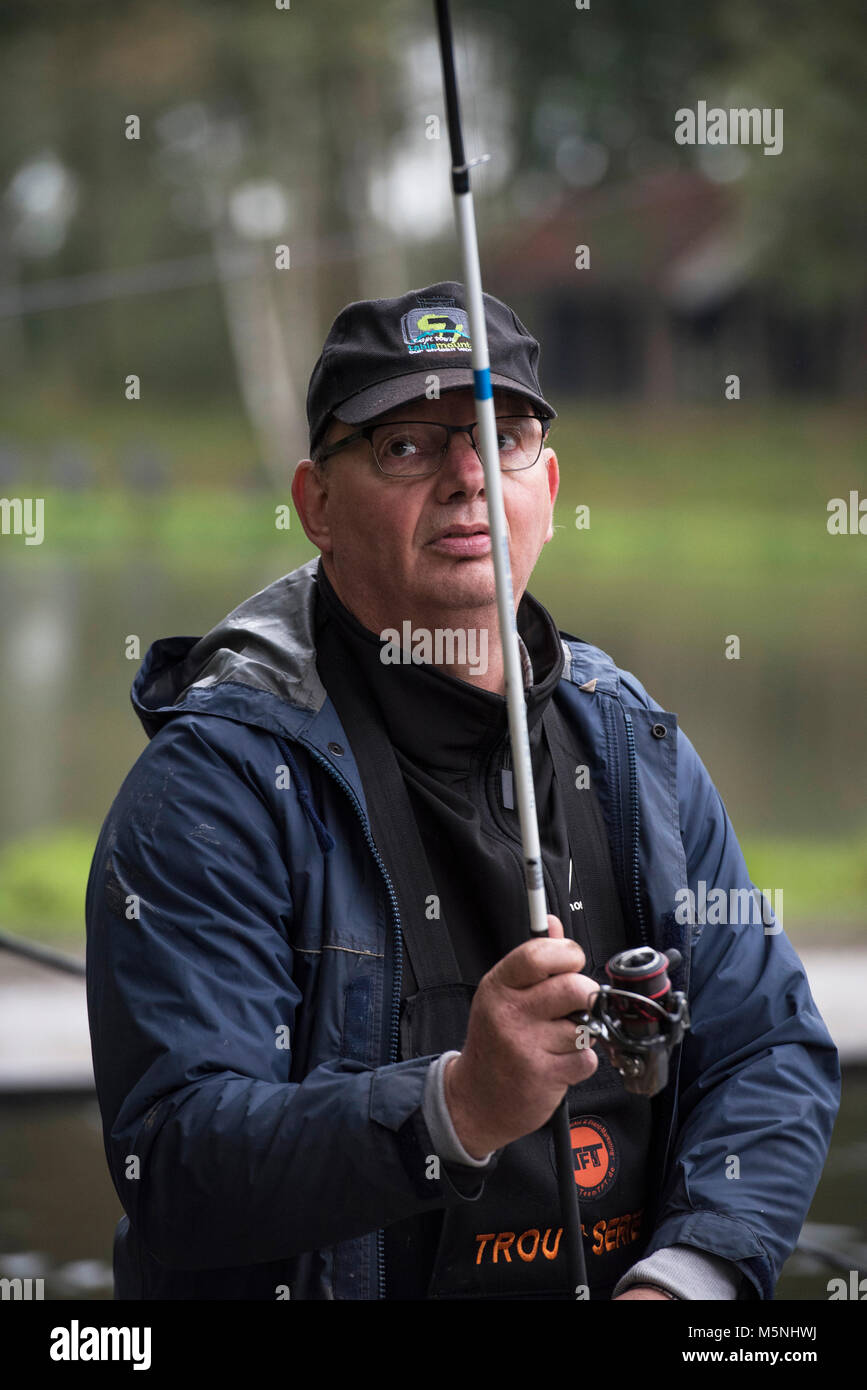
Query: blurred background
0 0 864 1300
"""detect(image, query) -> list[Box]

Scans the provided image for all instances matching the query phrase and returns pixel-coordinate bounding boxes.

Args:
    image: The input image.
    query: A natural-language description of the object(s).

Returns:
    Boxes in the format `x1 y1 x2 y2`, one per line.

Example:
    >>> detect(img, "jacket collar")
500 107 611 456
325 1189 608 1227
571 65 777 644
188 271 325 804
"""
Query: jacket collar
131 555 622 746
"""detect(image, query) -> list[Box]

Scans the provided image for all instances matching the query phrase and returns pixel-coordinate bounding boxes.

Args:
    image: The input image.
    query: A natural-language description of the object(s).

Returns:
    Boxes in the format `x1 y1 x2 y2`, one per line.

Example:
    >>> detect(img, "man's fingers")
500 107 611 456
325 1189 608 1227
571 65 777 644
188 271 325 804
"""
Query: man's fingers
539 1018 600 1057
495 932 586 990
518 970 598 1021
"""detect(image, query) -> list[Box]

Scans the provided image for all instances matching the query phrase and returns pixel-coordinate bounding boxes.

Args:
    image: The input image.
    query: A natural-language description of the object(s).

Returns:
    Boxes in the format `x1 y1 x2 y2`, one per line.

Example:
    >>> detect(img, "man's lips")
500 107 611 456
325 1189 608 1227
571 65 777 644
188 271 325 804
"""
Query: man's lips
427 525 492 557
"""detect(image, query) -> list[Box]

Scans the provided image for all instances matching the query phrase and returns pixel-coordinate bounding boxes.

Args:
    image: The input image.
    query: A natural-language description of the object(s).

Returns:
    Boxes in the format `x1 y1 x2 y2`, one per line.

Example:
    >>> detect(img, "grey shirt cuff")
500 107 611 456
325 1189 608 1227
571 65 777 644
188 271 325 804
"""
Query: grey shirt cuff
425 1058 742 1300
422 1051 496 1168
612 1245 744 1300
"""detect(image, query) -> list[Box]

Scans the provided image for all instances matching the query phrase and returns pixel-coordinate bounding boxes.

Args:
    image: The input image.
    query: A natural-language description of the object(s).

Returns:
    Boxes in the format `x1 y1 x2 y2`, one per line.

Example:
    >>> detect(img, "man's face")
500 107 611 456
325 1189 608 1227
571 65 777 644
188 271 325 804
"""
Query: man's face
292 387 559 631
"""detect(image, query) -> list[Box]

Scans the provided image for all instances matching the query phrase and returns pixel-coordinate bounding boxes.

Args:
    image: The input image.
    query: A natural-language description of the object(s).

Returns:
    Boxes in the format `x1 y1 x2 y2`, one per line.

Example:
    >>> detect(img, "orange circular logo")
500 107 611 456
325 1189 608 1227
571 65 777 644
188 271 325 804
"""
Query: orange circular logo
569 1116 616 1199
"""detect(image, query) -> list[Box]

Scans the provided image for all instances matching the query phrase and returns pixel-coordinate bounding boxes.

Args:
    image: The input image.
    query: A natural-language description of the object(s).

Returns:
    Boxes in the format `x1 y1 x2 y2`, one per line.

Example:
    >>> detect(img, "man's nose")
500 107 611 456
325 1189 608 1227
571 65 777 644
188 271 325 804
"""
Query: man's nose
436 426 486 490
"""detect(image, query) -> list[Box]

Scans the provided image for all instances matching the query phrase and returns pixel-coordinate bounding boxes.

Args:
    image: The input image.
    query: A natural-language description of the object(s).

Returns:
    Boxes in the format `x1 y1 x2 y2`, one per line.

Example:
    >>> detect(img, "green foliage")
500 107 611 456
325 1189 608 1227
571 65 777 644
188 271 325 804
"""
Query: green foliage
0 818 861 947
741 828 867 937
709 0 867 305
0 826 97 939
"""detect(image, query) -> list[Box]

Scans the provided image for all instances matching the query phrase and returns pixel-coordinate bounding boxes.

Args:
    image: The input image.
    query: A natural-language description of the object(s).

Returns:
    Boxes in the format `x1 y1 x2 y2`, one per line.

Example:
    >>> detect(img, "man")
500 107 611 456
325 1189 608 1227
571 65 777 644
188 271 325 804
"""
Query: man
86 281 839 1301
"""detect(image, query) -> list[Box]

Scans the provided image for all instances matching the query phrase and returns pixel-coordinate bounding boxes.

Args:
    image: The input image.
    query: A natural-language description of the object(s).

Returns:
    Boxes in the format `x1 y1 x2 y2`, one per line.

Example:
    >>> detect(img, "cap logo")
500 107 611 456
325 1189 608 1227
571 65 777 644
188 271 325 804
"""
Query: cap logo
400 304 472 355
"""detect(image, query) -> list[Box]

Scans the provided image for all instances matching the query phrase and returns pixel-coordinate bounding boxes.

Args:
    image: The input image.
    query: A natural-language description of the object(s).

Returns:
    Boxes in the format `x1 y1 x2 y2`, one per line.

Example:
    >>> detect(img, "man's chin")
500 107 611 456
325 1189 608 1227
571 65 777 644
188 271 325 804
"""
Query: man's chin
416 565 498 611
438 544 531 598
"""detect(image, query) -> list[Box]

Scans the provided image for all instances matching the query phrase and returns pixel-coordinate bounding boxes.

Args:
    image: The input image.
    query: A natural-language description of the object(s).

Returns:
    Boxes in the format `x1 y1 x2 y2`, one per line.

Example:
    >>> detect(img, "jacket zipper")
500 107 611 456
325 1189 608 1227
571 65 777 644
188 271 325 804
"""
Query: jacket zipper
620 709 683 1208
621 710 647 945
299 741 402 1301
500 740 514 810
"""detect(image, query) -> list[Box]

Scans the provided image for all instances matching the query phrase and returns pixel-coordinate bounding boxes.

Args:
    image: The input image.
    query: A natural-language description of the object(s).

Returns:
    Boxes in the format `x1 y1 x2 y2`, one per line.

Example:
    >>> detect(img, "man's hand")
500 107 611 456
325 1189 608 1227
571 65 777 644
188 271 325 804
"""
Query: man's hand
443 915 599 1157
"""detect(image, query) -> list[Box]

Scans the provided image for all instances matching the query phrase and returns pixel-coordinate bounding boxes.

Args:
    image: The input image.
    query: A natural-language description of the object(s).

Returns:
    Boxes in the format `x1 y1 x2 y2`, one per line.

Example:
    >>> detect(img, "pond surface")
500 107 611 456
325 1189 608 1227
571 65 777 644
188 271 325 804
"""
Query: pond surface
1 541 865 847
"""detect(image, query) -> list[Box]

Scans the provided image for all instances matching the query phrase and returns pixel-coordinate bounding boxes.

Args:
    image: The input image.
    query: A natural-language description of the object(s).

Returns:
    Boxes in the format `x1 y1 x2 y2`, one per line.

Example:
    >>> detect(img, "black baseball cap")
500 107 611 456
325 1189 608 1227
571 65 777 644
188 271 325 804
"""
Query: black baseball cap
306 281 556 458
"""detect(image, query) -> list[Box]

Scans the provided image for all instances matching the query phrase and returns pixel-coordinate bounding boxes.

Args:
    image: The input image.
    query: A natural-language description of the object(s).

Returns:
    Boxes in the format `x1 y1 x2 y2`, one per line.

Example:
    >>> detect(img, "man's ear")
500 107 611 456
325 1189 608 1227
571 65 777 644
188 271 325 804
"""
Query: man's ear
543 447 559 544
291 458 333 555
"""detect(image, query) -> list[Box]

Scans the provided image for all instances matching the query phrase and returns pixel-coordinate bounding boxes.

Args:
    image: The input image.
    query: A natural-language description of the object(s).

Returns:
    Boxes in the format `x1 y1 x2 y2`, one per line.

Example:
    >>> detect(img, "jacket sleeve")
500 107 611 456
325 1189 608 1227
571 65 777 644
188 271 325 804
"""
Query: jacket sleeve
638 714 841 1299
85 714 488 1271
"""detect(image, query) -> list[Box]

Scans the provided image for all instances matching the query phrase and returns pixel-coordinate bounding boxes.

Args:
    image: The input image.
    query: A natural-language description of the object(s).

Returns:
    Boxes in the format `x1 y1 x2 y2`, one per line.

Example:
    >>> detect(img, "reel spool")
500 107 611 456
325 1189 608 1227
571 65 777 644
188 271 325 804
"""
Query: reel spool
574 947 690 1096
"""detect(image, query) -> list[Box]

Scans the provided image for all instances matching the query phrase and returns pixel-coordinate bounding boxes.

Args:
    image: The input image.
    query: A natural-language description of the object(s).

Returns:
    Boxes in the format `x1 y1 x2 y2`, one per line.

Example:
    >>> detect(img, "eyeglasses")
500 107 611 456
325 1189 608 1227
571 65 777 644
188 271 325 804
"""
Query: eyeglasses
317 414 551 478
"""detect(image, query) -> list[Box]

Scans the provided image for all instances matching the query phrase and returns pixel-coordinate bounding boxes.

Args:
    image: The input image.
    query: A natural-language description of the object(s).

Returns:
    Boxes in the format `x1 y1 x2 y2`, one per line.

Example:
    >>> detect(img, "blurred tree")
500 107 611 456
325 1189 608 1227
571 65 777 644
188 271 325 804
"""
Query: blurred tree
0 0 862 428
0 0 415 474
397 0 864 314
715 0 866 309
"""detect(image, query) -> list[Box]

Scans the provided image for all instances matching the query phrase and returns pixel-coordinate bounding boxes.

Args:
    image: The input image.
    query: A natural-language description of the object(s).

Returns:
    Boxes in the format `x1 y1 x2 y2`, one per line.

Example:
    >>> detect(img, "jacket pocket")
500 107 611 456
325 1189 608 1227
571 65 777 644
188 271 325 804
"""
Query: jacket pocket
342 975 374 1063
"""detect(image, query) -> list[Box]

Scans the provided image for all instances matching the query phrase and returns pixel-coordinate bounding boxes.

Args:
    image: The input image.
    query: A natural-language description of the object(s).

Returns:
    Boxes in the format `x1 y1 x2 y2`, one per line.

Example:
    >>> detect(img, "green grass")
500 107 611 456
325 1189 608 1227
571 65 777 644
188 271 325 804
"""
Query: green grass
0 387 260 492
0 826 98 941
741 829 867 941
2 492 863 622
0 391 863 497
0 490 300 567
0 822 862 950
0 398 862 582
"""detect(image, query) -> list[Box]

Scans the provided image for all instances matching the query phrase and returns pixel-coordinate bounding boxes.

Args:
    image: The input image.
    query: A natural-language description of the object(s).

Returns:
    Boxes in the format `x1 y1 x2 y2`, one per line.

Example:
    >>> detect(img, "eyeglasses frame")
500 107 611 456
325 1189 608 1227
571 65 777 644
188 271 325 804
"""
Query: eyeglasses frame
315 412 553 477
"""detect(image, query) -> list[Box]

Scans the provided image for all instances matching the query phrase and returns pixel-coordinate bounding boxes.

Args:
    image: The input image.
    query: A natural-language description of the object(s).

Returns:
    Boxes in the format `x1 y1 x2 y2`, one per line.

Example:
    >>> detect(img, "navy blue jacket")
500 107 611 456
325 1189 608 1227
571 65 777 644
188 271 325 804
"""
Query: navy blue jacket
85 556 840 1299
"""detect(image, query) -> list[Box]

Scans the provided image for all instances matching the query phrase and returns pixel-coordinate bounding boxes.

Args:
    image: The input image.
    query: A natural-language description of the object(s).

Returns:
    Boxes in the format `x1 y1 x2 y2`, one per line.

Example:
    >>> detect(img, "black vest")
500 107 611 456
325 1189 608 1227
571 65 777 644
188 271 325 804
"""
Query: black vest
313 563 652 1299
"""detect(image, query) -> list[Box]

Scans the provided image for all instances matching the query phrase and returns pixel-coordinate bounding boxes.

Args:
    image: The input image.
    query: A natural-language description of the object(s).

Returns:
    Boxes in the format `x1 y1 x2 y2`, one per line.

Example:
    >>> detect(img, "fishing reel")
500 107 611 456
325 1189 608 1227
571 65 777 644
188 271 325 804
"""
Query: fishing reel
572 947 690 1097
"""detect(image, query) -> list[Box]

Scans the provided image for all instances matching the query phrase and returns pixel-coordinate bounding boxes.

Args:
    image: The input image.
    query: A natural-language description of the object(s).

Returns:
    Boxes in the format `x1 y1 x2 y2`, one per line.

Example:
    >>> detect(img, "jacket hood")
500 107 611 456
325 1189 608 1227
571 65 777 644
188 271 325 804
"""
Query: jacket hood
131 555 621 742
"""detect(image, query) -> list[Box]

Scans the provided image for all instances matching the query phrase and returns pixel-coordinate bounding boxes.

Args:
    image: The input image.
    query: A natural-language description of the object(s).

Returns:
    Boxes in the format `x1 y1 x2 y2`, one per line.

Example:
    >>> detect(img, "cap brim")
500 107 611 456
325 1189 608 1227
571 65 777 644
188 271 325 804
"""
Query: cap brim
332 369 556 425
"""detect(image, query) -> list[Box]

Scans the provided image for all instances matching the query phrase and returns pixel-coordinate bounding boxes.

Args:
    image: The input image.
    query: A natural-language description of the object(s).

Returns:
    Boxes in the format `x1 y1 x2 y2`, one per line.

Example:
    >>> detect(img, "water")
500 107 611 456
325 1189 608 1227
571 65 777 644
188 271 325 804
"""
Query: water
1 1072 863 1301
1 543 864 846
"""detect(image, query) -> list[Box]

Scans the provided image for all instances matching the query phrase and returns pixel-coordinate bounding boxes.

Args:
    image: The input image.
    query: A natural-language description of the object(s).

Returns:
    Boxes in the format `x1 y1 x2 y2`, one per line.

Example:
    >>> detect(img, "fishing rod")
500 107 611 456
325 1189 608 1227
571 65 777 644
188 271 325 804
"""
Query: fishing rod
432 0 690 1301
432 0 586 1297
